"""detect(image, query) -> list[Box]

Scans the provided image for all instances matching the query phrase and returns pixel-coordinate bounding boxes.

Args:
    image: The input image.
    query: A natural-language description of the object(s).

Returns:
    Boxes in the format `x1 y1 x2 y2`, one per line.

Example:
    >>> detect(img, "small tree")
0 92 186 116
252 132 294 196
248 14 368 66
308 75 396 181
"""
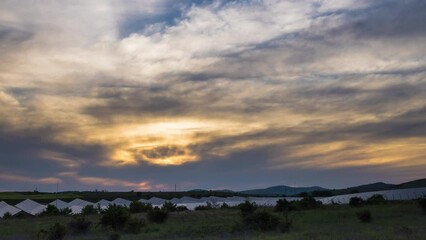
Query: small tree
129 201 152 213
419 198 426 214
147 209 169 223
59 208 72 216
356 210 372 223
161 201 177 212
239 201 257 217
38 222 67 240
81 205 98 215
366 194 386 205
2 212 12 219
297 196 322 210
275 199 293 212
126 217 145 234
100 204 130 231
243 211 280 231
41 205 60 216
68 216 92 234
349 197 365 207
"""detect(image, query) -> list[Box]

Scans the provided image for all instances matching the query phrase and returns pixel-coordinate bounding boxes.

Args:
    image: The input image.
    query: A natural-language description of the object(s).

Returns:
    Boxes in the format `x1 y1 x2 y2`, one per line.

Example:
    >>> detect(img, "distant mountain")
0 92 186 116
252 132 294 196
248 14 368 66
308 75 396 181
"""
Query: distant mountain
238 178 426 197
188 189 208 192
396 178 426 189
331 182 395 195
240 185 327 196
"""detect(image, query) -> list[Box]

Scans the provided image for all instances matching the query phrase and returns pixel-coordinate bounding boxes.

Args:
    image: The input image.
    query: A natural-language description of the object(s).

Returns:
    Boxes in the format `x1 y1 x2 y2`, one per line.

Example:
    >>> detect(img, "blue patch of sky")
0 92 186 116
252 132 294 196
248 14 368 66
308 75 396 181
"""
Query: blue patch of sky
118 0 244 38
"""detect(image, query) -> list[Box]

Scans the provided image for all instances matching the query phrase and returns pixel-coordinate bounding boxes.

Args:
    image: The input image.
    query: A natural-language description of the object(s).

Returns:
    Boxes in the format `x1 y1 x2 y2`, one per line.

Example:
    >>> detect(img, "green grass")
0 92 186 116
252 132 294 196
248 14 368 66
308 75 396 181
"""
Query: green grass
0 202 425 240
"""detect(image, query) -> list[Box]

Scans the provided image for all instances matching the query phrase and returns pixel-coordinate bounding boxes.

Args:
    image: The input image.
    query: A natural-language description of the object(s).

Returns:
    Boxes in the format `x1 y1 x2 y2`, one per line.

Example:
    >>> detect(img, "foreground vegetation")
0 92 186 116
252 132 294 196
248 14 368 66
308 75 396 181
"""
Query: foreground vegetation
0 198 425 240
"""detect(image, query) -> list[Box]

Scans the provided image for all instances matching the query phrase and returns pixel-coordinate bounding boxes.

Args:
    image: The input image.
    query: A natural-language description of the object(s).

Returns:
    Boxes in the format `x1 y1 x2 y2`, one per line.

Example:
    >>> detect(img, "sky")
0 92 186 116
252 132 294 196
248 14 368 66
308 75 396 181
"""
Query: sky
0 0 425 192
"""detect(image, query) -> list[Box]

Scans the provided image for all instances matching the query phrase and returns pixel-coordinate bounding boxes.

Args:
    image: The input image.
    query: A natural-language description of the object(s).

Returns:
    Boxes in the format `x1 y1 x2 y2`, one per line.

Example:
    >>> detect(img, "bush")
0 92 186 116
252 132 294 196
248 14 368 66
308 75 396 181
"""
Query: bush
356 210 372 223
2 212 12 219
129 201 152 213
100 204 130 231
38 222 67 240
126 217 145 234
278 212 293 233
419 198 426 214
221 203 231 209
147 209 169 223
243 211 280 231
60 208 72 216
81 204 98 215
68 216 92 234
195 202 216 211
110 233 120 240
367 194 386 205
297 196 322 210
161 201 177 212
349 197 365 207
176 206 188 211
41 204 60 216
275 199 293 212
239 201 257 217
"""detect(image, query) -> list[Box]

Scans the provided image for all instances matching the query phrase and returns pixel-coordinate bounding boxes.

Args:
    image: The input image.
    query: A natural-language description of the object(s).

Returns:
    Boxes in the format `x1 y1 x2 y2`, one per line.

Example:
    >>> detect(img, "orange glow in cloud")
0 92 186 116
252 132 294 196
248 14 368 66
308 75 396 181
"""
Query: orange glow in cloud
0 172 62 184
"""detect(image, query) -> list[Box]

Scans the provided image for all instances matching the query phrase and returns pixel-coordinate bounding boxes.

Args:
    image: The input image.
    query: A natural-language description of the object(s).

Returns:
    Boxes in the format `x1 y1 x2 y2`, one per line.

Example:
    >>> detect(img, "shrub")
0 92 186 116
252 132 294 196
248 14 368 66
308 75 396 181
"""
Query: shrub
419 198 426 214
60 208 72 216
366 194 386 205
126 217 145 234
356 210 372 223
81 204 98 215
38 222 67 240
243 211 280 231
221 203 231 209
195 201 217 211
41 204 60 216
349 197 365 207
129 201 152 213
68 216 92 234
297 196 322 210
239 201 257 217
147 209 169 223
161 201 177 212
275 199 292 212
176 206 188 211
110 233 120 240
100 204 131 231
2 212 12 219
278 212 293 233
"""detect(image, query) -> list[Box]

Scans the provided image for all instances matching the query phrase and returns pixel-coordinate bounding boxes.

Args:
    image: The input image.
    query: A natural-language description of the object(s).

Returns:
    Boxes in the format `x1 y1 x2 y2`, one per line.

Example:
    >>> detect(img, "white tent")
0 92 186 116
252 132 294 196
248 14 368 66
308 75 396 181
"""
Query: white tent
49 199 69 210
138 198 150 204
69 205 84 214
96 199 110 209
180 196 201 203
111 198 131 207
319 187 426 204
0 201 21 218
15 199 46 215
67 199 93 208
170 198 182 204
148 197 166 205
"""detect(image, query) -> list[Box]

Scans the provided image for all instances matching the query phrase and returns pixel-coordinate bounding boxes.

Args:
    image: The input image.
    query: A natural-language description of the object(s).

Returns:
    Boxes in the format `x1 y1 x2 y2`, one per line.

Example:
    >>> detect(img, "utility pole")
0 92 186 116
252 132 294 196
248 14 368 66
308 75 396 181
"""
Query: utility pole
175 184 177 192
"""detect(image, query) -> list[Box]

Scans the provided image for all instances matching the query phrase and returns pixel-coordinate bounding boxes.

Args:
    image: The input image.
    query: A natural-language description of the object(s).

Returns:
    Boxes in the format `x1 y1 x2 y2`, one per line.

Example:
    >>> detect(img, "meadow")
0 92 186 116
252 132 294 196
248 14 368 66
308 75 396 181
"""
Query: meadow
0 200 425 240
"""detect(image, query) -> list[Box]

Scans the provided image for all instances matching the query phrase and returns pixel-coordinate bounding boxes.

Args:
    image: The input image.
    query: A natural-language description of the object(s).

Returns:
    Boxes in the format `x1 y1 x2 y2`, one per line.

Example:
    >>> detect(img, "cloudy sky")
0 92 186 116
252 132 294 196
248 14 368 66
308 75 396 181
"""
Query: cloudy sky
1 0 425 192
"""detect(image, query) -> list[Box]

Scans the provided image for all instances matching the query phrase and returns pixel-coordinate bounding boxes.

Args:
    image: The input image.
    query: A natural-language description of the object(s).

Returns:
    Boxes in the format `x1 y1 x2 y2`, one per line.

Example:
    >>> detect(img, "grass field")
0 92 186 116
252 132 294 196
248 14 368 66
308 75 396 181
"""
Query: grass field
0 201 425 240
